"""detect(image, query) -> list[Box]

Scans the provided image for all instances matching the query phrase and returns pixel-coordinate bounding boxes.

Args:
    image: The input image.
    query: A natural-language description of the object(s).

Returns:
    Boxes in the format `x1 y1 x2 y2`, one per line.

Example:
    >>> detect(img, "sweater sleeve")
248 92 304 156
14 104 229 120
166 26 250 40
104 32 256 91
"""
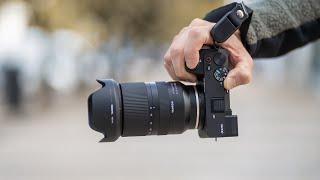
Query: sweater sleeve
204 0 320 58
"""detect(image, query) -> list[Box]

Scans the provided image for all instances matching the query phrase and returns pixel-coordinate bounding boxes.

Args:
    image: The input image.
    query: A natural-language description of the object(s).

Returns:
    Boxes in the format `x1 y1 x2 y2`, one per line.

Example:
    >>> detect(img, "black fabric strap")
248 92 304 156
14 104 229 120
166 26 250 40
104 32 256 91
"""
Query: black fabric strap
206 2 253 44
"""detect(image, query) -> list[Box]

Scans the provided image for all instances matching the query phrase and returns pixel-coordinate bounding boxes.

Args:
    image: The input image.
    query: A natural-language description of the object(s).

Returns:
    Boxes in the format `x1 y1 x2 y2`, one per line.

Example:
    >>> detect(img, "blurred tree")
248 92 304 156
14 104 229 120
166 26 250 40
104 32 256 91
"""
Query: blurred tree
24 0 222 45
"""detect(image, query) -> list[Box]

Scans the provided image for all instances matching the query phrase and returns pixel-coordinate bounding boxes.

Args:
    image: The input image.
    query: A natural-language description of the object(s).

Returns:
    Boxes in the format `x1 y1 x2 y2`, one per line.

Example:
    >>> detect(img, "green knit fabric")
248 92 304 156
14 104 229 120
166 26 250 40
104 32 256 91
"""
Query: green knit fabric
246 0 320 45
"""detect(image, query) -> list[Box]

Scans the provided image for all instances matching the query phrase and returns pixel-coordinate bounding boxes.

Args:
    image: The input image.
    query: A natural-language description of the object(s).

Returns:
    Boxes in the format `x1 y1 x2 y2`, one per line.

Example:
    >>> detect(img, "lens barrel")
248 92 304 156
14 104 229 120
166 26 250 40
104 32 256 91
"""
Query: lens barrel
88 79 203 142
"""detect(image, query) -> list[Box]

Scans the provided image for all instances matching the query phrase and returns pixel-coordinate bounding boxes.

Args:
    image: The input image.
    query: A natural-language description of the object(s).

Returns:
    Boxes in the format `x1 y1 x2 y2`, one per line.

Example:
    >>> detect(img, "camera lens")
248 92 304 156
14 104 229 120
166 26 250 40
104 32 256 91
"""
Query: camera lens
88 79 204 142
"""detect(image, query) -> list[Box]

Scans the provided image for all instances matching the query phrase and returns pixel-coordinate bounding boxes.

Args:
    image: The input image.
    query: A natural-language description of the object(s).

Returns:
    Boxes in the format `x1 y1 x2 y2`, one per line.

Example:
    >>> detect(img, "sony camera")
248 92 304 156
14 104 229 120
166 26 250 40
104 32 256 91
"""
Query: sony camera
87 45 238 142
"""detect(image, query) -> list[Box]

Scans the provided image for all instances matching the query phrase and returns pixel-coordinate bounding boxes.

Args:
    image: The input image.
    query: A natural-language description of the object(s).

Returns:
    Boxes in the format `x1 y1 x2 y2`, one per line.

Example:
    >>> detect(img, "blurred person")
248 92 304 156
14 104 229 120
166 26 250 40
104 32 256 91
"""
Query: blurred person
163 0 320 90
2 63 22 111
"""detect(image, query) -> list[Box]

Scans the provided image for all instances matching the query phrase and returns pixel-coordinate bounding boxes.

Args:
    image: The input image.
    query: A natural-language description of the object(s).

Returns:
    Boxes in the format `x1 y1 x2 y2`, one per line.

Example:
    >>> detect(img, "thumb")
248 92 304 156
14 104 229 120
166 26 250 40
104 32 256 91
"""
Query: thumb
224 63 252 90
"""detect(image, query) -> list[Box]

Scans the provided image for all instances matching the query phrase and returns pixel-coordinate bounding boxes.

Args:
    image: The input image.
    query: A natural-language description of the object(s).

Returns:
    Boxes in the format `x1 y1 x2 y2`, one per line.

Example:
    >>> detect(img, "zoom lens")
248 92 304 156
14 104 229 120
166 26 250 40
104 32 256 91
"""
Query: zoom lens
88 79 204 142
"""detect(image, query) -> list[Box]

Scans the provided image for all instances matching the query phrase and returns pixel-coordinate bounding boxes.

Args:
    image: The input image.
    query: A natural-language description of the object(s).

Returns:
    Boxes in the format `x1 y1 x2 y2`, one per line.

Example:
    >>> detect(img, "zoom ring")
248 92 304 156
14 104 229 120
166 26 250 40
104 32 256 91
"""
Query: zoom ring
121 83 150 136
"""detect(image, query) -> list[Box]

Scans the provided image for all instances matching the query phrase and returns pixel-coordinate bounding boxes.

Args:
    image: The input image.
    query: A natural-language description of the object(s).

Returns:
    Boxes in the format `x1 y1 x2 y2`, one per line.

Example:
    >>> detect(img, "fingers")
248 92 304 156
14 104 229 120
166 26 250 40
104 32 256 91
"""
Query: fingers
164 35 196 82
222 34 254 90
163 18 254 89
214 30 253 90
189 18 211 27
164 19 215 82
169 39 197 82
224 61 253 90
164 54 196 82
185 19 214 69
171 46 197 82
184 25 214 69
163 51 178 80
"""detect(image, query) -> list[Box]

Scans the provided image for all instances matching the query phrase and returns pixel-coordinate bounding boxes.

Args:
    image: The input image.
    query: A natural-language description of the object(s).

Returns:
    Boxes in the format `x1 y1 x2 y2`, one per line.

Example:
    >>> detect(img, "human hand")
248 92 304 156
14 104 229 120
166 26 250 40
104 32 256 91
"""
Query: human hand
163 18 253 90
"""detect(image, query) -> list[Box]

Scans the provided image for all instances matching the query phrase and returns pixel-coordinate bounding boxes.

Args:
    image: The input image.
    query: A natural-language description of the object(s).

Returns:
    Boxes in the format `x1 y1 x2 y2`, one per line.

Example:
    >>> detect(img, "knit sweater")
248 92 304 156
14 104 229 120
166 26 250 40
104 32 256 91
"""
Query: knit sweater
204 0 320 58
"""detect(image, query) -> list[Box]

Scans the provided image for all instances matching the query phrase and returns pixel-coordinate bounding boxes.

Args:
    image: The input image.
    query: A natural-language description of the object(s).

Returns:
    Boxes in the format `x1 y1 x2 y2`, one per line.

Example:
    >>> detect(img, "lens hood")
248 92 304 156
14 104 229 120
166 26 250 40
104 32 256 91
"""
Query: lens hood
88 79 122 142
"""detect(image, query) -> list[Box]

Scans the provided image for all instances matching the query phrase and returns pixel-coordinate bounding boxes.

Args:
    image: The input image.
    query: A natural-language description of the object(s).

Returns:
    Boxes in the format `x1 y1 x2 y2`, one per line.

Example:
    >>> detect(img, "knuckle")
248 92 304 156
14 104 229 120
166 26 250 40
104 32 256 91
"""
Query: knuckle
239 69 252 84
190 18 202 25
173 34 179 41
163 62 170 69
188 27 201 38
179 27 189 34
232 53 242 60
164 54 171 63
170 46 183 56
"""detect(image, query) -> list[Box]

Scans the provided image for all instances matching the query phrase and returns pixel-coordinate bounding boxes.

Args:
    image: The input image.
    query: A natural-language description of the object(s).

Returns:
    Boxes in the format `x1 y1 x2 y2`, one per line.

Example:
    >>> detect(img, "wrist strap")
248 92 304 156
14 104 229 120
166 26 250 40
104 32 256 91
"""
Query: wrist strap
210 2 249 43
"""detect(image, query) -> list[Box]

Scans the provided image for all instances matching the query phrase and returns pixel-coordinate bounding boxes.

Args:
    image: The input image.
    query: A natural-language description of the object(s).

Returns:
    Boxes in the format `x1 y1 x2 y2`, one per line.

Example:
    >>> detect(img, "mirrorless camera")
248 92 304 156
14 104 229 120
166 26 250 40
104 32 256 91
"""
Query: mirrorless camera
88 45 238 142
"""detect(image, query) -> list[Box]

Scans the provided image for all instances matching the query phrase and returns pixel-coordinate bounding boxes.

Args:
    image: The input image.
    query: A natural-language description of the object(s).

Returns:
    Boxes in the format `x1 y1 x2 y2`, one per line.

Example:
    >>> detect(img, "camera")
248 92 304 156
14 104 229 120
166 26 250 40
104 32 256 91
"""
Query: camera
88 45 238 142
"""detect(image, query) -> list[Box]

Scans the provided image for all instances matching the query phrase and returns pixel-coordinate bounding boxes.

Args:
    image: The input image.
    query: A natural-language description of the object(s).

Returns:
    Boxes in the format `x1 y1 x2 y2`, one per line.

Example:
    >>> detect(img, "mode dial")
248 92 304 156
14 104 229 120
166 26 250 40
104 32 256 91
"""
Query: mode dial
214 67 228 82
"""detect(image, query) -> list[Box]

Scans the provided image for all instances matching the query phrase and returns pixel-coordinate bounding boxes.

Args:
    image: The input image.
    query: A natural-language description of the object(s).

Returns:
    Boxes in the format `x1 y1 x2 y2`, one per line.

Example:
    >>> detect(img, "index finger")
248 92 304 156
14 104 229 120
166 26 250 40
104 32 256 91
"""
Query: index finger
184 25 214 69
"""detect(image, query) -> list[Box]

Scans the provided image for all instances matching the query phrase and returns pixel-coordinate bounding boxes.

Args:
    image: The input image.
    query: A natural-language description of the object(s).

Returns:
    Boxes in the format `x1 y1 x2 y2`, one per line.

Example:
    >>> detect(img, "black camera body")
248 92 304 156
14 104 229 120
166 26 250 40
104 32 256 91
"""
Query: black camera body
188 46 238 138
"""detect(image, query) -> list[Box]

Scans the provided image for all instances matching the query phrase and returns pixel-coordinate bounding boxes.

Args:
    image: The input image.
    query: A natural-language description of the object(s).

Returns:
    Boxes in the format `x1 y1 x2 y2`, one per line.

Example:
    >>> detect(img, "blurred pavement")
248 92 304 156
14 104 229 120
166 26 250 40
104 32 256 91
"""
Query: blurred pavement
0 65 319 180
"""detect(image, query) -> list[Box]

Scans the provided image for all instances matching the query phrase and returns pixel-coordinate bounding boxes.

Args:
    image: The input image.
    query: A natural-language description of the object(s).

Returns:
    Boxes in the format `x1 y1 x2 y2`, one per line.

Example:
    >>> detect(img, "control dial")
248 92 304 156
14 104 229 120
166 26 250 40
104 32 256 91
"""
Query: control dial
214 67 228 82
213 52 227 66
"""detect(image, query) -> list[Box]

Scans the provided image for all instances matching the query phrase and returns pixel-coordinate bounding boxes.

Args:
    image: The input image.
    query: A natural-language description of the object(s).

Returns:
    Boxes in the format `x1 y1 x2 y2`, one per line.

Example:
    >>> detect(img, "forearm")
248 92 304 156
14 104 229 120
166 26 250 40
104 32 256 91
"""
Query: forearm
204 0 320 58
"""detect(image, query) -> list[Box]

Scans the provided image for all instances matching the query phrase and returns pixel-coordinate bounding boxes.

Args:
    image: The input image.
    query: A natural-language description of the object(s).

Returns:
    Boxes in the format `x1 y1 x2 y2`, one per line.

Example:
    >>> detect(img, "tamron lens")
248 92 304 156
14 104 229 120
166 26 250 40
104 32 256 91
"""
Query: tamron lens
88 79 204 142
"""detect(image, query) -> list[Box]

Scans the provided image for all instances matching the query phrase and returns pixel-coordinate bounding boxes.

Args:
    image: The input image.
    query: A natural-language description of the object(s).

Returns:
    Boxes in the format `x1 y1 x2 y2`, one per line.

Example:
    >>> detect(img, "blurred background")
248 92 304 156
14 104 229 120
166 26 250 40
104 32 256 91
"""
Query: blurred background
0 0 319 179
